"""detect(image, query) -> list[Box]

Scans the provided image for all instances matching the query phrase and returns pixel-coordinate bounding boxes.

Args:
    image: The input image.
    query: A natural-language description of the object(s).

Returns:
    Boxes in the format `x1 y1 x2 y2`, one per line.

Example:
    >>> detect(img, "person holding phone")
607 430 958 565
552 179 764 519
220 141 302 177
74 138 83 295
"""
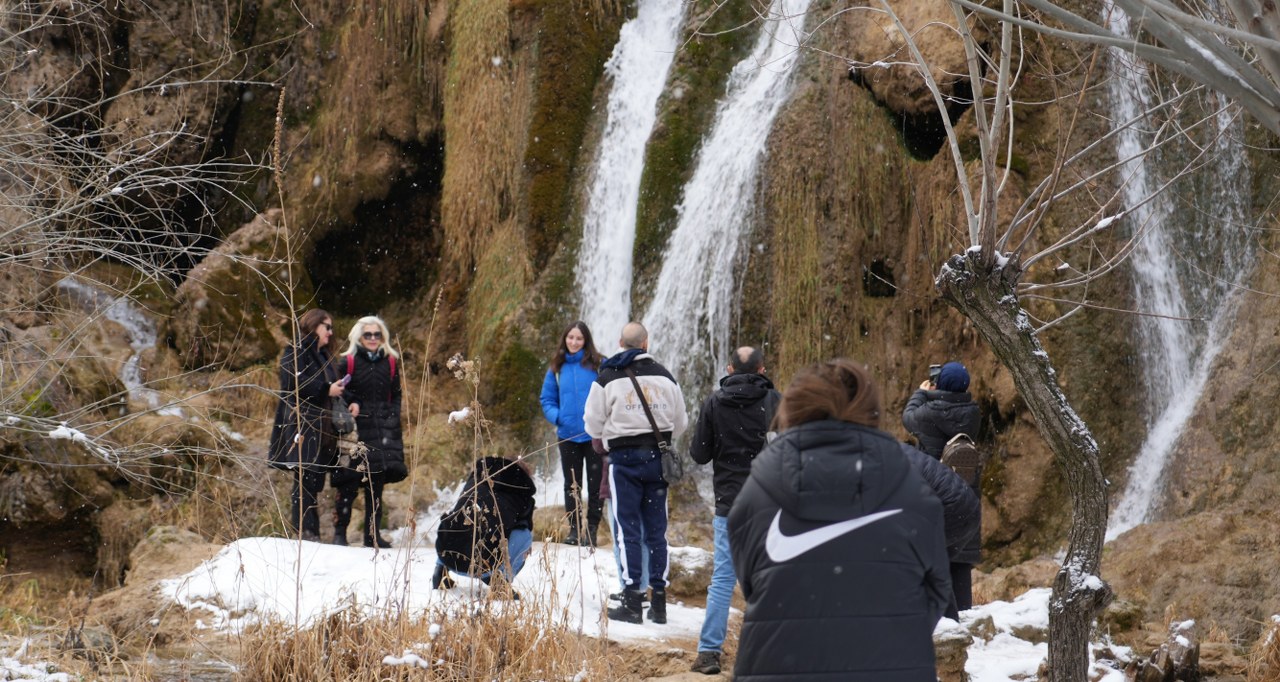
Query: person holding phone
902 360 982 613
268 309 345 542
332 315 407 547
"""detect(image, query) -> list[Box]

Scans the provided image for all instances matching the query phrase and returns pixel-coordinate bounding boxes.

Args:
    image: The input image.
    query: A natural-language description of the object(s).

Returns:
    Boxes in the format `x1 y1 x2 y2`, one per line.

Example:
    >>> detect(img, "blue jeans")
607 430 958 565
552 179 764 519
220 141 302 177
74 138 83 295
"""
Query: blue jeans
436 528 533 582
609 447 668 591
607 500 649 591
698 514 735 653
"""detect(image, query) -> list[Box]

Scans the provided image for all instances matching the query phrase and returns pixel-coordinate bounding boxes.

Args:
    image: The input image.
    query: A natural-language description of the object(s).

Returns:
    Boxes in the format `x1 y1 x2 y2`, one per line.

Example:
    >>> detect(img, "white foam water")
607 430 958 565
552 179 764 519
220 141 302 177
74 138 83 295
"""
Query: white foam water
1105 5 1252 540
643 0 814 390
575 0 687 345
56 277 184 417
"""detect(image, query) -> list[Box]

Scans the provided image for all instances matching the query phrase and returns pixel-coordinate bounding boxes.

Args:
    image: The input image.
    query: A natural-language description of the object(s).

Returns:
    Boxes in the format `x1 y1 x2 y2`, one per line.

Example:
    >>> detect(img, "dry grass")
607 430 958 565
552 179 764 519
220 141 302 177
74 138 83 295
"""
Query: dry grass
441 0 529 277
1249 617 1280 682
240 593 615 681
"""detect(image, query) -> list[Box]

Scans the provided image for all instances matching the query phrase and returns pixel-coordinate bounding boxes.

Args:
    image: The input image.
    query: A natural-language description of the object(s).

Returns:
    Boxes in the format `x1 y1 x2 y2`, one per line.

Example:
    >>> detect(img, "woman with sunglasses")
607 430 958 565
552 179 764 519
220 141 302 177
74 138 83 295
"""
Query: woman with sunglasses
332 315 407 547
268 309 345 542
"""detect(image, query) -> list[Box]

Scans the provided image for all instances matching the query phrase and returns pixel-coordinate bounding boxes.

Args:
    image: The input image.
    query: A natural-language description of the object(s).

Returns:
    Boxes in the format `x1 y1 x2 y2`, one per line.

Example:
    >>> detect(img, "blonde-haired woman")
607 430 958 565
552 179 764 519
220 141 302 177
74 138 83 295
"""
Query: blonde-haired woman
332 315 408 547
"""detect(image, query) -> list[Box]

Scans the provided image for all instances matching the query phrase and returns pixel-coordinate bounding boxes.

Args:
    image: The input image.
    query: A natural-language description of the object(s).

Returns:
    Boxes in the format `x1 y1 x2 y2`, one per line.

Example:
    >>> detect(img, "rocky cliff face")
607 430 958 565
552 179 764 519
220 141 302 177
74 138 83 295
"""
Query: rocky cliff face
4 0 1279 650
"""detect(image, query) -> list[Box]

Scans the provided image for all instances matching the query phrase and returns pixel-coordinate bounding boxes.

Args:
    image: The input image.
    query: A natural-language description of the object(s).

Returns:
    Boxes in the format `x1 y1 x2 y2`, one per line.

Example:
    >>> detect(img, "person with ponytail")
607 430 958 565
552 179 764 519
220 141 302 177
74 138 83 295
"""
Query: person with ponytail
728 358 953 681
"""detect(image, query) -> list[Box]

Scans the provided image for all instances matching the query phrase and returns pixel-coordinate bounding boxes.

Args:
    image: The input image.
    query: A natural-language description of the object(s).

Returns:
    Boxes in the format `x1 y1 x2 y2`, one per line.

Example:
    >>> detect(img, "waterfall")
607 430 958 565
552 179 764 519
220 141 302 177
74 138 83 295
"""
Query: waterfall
575 0 686 344
56 277 184 417
642 0 813 389
1105 6 1253 540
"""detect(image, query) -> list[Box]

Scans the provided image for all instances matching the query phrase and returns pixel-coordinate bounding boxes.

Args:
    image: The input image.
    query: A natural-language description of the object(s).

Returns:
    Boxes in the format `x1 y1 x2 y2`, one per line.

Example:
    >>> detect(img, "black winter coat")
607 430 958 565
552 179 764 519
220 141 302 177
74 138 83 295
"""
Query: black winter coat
901 443 980 561
335 350 406 485
728 420 952 682
901 389 982 459
689 372 780 516
901 388 984 562
436 457 536 575
268 336 339 471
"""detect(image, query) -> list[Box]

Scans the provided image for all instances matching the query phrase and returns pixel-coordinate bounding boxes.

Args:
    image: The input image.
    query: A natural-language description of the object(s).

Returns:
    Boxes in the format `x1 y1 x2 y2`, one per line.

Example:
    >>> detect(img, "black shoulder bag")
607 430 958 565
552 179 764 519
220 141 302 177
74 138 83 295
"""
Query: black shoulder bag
623 368 682 482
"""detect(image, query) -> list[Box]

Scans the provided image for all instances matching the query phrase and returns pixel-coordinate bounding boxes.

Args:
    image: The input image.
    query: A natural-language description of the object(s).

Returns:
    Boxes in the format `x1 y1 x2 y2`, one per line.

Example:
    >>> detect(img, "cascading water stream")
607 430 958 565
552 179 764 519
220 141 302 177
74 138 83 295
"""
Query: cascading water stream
56 277 184 417
1105 5 1252 540
643 0 813 390
575 0 686 342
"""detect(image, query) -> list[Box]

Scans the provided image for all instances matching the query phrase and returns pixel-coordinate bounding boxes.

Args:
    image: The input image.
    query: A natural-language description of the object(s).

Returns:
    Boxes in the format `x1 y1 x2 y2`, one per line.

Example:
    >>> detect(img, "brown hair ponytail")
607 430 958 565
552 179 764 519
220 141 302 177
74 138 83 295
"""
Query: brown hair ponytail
775 358 882 430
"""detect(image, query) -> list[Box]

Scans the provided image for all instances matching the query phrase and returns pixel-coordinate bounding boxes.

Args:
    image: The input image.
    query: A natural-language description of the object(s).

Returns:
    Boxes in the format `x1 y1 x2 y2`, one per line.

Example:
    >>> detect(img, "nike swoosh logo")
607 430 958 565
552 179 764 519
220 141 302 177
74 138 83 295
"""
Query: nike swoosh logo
765 509 903 563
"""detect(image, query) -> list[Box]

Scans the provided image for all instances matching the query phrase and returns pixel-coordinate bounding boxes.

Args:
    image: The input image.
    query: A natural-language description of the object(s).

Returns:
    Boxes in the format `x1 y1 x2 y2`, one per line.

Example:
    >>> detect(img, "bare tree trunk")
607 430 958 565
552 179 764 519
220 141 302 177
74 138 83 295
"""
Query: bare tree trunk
936 250 1113 682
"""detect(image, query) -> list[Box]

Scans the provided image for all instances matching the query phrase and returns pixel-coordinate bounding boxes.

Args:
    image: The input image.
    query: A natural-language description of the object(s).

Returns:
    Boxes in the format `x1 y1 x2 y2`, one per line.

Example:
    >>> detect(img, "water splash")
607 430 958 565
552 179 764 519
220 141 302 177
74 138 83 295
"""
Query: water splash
643 0 813 390
576 0 686 344
56 277 185 417
1105 5 1253 540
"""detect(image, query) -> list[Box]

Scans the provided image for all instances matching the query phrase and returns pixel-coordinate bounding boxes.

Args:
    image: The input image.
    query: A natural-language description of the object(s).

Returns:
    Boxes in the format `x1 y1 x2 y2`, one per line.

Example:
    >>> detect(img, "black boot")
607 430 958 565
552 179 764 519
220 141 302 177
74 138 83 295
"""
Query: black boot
432 564 455 590
332 528 348 546
363 533 392 548
585 522 599 548
607 589 644 624
647 589 667 624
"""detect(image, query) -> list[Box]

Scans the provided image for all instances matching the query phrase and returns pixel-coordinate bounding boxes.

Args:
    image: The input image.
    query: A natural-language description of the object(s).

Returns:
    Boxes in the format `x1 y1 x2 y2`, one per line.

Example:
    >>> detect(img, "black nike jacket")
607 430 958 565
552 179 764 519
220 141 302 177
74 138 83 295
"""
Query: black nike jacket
728 419 952 681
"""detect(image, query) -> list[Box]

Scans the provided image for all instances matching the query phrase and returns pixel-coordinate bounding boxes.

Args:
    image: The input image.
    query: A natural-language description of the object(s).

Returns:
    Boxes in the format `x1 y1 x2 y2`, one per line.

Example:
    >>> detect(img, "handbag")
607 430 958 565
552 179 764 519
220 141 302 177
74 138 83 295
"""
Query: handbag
331 396 357 435
622 368 683 482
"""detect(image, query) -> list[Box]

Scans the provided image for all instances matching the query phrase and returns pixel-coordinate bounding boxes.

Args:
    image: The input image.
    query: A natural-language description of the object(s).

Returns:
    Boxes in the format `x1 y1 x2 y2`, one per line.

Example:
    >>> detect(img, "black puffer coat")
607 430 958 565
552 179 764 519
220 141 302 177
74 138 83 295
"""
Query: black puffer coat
336 350 406 484
436 457 537 575
728 420 952 682
689 372 780 516
268 335 339 471
901 389 982 459
901 443 980 561
902 388 983 562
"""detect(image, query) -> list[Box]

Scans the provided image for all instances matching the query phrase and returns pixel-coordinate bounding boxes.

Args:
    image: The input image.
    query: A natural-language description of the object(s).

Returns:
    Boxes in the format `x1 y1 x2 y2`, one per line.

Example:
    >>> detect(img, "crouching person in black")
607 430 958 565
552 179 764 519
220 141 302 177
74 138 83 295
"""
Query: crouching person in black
433 456 536 599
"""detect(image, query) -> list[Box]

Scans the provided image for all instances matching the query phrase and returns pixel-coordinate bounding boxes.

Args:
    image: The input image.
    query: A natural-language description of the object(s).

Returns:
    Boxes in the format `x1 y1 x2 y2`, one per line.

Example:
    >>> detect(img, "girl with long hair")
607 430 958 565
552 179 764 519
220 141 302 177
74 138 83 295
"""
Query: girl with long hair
539 320 604 546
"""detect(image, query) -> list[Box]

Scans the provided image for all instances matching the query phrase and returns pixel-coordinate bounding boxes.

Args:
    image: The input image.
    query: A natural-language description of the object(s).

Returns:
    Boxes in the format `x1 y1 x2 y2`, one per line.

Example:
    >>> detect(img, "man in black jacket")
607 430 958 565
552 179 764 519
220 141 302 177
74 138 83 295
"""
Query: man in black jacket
688 347 780 675
902 360 983 614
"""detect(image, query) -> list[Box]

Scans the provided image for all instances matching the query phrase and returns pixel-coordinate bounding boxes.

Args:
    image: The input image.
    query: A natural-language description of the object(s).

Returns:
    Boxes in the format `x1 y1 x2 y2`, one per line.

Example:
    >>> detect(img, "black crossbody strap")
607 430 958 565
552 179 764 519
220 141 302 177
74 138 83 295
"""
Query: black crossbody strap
623 368 670 450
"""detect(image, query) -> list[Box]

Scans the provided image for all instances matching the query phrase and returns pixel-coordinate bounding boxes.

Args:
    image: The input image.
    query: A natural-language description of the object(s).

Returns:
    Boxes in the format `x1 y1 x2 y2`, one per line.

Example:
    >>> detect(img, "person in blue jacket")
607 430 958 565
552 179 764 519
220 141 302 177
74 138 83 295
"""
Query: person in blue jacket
540 320 604 546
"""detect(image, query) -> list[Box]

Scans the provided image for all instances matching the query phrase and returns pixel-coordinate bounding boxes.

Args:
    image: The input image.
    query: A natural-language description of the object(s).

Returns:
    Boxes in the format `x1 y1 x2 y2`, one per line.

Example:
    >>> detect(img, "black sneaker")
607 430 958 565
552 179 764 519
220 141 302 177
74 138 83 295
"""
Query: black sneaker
691 651 721 675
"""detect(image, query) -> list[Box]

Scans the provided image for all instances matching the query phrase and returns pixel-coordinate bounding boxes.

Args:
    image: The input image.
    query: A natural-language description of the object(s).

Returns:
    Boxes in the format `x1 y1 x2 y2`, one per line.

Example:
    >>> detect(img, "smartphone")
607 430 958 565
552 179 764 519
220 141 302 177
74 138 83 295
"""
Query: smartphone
340 374 352 387
928 364 942 383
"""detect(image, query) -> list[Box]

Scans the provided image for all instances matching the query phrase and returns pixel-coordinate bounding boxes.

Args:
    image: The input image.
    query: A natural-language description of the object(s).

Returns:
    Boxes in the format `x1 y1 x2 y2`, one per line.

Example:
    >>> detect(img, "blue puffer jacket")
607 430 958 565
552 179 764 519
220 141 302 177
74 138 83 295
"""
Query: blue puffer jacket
540 350 596 443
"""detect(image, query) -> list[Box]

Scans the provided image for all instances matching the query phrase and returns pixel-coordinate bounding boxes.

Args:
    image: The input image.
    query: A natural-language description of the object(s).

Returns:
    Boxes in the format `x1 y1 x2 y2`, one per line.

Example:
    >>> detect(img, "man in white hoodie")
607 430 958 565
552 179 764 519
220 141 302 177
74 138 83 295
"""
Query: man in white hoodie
584 321 688 625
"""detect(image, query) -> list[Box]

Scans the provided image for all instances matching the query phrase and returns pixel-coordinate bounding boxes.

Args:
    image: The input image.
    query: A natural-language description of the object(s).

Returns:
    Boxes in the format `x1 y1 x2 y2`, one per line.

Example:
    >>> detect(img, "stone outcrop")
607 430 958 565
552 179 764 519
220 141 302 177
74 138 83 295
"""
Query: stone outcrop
169 209 296 370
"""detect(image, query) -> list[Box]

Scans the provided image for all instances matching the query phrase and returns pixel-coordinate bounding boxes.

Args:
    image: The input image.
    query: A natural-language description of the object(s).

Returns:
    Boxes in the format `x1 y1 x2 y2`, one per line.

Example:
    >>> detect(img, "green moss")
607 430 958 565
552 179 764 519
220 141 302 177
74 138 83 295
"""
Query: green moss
632 1 761 294
523 2 623 267
484 339 545 443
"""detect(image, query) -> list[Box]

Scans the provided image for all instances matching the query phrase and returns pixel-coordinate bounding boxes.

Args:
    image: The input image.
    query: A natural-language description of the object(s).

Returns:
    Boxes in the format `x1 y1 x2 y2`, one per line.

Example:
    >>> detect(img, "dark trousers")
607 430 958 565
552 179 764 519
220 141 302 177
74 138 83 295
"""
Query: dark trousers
946 561 974 620
609 446 668 591
335 478 386 541
289 468 327 536
559 440 603 537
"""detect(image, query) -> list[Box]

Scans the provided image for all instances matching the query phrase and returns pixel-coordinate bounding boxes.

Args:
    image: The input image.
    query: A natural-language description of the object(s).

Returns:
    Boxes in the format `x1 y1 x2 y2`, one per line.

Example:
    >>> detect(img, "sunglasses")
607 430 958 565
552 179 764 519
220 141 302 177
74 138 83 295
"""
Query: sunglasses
319 322 333 331
362 331 384 340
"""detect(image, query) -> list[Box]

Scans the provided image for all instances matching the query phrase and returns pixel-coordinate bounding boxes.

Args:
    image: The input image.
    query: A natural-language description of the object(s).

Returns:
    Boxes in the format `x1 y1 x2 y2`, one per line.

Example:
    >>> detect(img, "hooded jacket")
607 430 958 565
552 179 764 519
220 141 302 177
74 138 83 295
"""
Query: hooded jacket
902 388 984 563
901 389 982 459
539 350 597 444
689 372 781 516
436 457 537 575
728 420 952 682
583 349 688 451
